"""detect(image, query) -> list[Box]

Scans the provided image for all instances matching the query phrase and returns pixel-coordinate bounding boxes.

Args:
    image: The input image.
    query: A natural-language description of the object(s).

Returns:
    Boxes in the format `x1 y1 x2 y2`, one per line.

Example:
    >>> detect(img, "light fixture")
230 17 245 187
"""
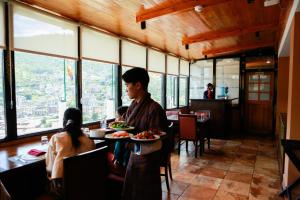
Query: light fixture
141 21 146 30
194 5 203 13
264 0 280 7
266 60 271 64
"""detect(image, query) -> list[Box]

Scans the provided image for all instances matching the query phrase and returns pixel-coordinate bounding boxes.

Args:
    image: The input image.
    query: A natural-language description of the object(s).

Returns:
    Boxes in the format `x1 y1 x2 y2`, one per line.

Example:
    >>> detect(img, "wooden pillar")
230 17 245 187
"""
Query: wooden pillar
276 57 289 136
284 11 300 187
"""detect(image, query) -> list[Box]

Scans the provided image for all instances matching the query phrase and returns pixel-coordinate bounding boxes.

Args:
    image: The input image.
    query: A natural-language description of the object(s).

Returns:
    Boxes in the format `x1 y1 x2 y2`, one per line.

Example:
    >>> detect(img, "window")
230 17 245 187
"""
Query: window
148 72 163 105
190 60 213 99
216 58 240 104
179 76 188 106
15 52 76 135
0 50 5 139
121 66 132 106
82 60 116 123
166 75 178 108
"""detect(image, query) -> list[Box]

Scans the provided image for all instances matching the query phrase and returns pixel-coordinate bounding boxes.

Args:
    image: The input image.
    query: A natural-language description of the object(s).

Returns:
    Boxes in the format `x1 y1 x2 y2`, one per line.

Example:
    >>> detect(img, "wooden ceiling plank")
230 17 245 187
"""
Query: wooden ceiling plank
136 0 229 22
202 41 274 55
183 23 278 45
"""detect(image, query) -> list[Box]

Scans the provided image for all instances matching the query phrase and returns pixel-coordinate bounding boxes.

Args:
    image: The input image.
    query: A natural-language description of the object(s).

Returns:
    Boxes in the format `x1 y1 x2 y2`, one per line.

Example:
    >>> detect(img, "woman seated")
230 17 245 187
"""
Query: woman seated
45 108 95 188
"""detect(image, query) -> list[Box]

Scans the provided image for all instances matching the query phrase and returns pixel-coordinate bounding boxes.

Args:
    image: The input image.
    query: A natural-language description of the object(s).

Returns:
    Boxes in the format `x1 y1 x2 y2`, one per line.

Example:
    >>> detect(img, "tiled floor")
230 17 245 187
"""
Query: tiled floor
161 137 283 200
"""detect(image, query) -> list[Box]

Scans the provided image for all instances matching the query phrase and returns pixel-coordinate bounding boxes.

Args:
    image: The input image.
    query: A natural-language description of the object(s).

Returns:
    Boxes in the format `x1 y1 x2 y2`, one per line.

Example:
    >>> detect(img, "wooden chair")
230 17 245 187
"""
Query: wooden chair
0 179 11 200
178 114 199 158
63 146 109 200
0 160 48 200
160 122 174 191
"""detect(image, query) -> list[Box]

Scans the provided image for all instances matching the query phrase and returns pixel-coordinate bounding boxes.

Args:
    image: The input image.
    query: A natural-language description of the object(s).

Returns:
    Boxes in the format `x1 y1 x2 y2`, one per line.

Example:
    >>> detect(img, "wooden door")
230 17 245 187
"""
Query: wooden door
244 71 274 135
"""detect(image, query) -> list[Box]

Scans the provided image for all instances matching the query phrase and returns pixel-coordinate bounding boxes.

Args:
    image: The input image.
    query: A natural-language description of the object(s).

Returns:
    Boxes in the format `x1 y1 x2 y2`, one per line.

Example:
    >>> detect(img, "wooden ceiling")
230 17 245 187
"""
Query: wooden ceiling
17 0 292 60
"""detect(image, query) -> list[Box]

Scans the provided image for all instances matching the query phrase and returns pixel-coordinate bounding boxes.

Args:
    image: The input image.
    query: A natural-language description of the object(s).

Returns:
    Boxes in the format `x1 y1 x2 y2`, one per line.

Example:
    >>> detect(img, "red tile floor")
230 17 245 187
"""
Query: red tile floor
161 137 283 200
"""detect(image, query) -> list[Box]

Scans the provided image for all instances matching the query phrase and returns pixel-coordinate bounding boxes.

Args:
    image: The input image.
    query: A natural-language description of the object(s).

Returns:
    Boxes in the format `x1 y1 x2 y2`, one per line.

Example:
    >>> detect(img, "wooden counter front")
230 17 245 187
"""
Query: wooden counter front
190 99 237 139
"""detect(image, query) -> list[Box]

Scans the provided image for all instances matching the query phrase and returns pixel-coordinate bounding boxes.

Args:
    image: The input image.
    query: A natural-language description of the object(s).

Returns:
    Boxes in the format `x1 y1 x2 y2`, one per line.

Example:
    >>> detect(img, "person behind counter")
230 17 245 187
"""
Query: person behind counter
203 83 215 100
45 108 95 196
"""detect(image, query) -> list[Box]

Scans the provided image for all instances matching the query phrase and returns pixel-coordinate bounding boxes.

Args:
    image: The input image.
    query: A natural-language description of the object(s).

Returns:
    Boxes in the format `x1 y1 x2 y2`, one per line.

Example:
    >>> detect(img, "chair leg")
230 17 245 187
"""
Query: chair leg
208 137 210 150
178 139 181 155
186 141 188 152
200 139 204 156
194 140 198 158
168 162 173 181
165 166 170 191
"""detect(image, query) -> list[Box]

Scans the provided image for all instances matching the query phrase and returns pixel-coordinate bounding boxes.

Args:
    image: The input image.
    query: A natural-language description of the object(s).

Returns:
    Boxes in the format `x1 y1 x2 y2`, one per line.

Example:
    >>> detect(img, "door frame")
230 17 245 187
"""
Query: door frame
242 68 277 136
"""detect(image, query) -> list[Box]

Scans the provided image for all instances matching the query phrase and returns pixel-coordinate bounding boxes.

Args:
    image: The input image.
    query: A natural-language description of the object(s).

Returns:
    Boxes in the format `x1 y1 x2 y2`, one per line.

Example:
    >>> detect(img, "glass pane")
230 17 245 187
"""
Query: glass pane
248 93 258 101
179 76 187 106
122 66 132 106
260 93 270 101
249 84 259 92
0 50 5 139
260 74 270 83
15 52 76 135
166 75 178 108
148 72 163 105
249 75 259 82
216 58 239 101
190 60 213 99
82 60 116 123
260 84 270 92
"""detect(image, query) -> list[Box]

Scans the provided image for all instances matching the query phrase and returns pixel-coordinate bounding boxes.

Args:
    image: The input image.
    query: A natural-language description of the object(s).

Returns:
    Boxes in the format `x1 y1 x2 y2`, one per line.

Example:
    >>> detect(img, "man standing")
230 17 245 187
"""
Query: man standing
122 67 167 132
203 83 215 100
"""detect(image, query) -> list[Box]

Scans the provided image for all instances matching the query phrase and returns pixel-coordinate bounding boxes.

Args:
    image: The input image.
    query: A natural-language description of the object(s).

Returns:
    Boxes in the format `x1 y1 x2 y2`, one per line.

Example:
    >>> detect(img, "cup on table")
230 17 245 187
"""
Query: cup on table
100 120 107 129
82 127 90 134
41 136 48 145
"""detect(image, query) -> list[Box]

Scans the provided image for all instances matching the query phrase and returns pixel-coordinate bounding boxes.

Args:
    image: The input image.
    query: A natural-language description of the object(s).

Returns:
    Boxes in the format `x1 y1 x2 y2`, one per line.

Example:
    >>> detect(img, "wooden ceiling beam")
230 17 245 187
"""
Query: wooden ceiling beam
202 41 274 56
183 23 278 45
136 0 229 23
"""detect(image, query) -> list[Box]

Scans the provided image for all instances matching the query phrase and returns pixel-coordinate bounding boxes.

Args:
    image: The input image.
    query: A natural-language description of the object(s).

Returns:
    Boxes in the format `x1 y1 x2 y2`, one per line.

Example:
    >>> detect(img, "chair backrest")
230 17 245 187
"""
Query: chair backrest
166 110 179 116
0 160 48 200
195 110 211 119
281 139 300 172
0 180 11 200
179 114 197 140
179 107 190 114
161 122 175 165
63 146 109 200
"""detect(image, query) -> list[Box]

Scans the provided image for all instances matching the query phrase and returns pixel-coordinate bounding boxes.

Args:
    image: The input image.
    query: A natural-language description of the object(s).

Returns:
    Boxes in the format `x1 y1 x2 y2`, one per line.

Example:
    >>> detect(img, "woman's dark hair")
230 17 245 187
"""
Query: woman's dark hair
122 68 149 90
117 106 128 117
63 108 83 148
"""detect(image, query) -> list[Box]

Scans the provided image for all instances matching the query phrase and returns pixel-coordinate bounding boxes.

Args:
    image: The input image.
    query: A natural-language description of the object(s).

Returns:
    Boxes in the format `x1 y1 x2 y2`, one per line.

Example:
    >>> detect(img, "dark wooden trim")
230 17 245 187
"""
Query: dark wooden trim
213 58 216 88
118 40 122 107
76 26 82 111
81 57 119 65
3 2 16 140
162 54 167 109
177 59 180 108
272 53 278 137
12 48 78 60
187 62 190 106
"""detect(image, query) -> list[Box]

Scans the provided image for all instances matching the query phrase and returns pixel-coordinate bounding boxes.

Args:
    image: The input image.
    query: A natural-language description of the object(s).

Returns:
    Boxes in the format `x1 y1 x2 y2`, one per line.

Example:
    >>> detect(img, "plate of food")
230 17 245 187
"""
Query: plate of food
104 131 133 139
131 131 160 142
108 121 134 131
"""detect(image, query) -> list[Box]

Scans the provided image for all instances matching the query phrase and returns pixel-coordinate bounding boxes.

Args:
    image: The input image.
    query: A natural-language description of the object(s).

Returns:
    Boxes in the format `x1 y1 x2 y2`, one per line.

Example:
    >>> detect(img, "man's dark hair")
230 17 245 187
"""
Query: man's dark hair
207 83 213 87
122 68 149 90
